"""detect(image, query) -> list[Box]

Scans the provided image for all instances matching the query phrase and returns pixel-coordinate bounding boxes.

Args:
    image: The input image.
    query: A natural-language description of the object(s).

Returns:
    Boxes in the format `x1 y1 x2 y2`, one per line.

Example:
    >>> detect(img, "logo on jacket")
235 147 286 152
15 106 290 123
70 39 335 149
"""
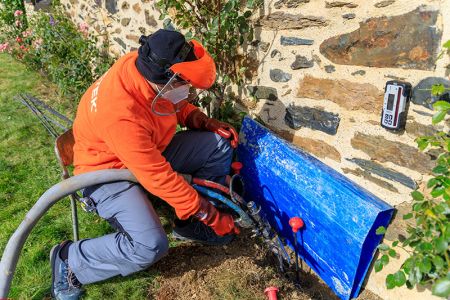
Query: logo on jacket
90 71 109 113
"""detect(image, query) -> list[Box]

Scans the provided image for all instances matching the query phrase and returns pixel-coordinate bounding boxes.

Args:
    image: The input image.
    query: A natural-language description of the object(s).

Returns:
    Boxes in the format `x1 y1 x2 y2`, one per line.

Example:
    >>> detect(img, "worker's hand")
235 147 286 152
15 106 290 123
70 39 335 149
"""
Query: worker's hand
185 109 239 148
194 196 240 236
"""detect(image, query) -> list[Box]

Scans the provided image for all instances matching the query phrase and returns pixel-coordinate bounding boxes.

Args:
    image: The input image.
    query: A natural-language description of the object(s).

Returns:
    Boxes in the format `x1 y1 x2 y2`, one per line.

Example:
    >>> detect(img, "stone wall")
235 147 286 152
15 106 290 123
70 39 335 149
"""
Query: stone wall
59 0 449 299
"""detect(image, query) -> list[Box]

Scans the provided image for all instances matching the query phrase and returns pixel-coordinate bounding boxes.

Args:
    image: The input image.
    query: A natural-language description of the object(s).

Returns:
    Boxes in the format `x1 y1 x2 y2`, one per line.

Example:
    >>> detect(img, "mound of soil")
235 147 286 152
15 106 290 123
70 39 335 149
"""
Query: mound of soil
149 231 380 300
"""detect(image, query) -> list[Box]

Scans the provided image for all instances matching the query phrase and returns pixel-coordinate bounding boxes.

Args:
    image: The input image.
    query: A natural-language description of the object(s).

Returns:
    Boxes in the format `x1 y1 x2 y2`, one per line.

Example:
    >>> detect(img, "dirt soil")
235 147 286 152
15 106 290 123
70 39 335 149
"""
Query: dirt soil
149 229 382 300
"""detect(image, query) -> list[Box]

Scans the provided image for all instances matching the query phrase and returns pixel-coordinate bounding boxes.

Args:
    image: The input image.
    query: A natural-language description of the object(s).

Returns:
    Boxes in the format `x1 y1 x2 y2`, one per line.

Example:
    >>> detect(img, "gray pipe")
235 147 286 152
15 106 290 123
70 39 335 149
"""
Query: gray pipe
0 169 137 298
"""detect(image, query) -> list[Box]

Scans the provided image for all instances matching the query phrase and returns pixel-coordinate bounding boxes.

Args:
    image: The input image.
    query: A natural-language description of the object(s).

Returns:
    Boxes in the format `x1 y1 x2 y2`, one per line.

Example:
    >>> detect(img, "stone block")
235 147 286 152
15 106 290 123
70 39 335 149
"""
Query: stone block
347 158 417 189
325 65 335 73
351 132 434 174
121 1 129 9
247 86 278 101
342 167 398 192
121 18 131 26
105 0 118 14
126 34 140 44
270 69 292 82
270 49 281 58
296 75 384 113
145 10 158 27
274 0 309 9
374 0 395 8
412 77 450 109
257 12 328 30
113 37 127 49
285 105 340 135
342 13 356 19
280 36 314 46
291 55 314 69
319 6 441 70
351 70 366 76
406 121 438 137
132 3 141 13
325 1 358 8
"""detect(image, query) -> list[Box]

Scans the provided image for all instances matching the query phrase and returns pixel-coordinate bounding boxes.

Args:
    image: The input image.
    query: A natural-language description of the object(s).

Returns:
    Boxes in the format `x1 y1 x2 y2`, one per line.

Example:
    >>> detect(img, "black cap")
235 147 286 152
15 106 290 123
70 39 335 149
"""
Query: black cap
136 29 196 84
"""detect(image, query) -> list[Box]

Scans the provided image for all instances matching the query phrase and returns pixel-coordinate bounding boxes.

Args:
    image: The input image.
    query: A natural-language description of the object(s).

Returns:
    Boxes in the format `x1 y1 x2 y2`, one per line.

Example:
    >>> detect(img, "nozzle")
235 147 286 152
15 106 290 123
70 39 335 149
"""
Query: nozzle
289 217 304 233
231 161 243 175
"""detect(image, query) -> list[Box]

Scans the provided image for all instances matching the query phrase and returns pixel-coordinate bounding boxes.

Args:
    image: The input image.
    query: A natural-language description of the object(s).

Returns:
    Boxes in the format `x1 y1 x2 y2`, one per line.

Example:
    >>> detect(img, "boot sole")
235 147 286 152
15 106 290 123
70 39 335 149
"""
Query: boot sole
50 244 61 299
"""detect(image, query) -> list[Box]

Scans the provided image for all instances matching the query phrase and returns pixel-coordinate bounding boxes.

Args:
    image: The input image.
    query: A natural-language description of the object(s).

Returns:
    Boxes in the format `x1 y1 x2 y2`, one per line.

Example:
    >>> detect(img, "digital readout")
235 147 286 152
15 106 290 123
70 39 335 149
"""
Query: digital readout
387 94 395 111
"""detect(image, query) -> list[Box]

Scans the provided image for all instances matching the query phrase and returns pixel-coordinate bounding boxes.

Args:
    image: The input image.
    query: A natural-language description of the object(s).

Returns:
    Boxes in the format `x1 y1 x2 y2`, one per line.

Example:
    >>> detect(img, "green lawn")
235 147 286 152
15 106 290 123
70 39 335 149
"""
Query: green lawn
0 53 163 299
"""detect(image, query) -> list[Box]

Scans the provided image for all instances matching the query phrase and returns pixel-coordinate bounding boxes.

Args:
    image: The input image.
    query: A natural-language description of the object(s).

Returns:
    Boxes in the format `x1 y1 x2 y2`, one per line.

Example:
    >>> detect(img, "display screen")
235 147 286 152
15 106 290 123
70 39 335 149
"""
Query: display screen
387 94 395 111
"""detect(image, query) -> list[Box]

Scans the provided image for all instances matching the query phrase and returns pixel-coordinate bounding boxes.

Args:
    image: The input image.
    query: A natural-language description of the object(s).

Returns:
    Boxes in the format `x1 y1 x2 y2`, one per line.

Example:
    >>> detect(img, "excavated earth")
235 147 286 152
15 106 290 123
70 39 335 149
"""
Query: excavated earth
148 228 381 300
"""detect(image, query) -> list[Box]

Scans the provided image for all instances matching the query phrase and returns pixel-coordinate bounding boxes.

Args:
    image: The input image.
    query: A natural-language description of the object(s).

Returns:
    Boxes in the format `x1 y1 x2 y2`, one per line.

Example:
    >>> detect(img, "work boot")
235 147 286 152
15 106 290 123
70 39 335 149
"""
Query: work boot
172 218 234 246
50 241 83 300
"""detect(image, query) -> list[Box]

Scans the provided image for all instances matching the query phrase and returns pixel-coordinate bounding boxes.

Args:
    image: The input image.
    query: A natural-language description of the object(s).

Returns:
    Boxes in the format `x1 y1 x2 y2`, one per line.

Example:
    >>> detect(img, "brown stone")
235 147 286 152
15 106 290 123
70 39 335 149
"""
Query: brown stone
257 12 328 30
274 0 309 9
325 1 358 8
374 0 395 8
115 28 122 34
139 27 146 34
296 75 384 113
132 3 141 13
268 126 342 162
405 121 438 137
319 6 441 70
384 201 415 241
121 18 131 26
126 34 140 44
342 167 399 193
121 1 129 9
145 10 158 27
351 132 434 174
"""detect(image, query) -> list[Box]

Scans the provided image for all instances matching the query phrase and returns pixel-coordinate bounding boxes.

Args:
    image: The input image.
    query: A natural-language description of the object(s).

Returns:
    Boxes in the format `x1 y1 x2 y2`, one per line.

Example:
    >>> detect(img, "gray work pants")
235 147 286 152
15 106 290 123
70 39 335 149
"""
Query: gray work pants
68 131 233 284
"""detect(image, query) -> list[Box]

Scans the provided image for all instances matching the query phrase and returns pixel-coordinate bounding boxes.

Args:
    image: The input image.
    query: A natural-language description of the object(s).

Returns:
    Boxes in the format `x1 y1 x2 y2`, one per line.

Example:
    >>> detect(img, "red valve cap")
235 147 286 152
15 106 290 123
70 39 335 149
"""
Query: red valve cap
231 161 243 174
264 286 279 300
289 217 304 233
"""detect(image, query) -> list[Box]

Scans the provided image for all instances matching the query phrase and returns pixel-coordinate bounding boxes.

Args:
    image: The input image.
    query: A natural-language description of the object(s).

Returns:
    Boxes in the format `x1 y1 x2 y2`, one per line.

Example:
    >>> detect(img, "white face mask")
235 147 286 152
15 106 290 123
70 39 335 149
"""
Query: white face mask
160 84 190 104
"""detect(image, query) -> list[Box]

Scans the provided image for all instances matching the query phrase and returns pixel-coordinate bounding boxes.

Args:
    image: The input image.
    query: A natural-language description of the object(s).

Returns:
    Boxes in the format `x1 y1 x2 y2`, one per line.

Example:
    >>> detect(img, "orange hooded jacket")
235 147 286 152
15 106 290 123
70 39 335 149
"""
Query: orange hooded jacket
73 51 200 219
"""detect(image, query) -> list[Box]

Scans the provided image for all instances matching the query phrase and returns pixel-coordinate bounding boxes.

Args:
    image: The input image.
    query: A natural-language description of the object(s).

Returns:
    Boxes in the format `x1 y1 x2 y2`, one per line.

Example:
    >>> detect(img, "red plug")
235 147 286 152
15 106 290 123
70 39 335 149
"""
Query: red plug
289 217 304 233
231 161 243 175
264 286 279 300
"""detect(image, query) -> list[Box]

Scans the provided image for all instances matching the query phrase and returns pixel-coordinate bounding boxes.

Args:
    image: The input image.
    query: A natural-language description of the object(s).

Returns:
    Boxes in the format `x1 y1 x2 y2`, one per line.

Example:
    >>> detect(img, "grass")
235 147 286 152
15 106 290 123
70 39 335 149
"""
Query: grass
0 53 165 299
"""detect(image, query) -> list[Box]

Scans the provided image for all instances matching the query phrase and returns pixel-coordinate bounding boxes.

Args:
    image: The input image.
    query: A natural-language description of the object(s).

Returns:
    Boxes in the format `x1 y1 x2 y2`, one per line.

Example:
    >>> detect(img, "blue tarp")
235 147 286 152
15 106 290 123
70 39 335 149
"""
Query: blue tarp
237 117 394 300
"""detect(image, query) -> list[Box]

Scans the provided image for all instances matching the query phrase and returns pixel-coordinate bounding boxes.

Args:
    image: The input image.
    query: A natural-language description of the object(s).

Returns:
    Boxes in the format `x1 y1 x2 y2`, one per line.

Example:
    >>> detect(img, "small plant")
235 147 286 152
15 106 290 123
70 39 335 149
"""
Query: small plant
375 97 449 297
156 0 263 121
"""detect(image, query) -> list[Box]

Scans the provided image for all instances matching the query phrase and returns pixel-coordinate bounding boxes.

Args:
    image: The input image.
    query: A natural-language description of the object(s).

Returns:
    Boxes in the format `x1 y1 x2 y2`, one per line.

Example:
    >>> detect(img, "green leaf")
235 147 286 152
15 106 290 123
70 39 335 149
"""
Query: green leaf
418 257 432 273
417 139 429 151
388 249 397 258
431 186 445 198
386 274 396 289
393 271 407 287
432 110 447 124
378 244 390 251
411 191 424 201
432 277 450 297
380 254 389 265
431 84 446 96
420 242 433 252
432 165 448 175
403 213 413 220
433 100 450 111
432 255 444 270
443 40 450 49
376 226 386 235
392 241 399 247
434 237 448 253
427 178 438 188
374 259 383 272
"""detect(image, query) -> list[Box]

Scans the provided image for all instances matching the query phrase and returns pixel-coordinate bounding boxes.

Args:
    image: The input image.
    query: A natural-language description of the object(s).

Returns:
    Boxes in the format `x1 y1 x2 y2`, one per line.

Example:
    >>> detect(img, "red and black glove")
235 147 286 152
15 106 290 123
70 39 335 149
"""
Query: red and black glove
194 196 240 236
185 109 239 148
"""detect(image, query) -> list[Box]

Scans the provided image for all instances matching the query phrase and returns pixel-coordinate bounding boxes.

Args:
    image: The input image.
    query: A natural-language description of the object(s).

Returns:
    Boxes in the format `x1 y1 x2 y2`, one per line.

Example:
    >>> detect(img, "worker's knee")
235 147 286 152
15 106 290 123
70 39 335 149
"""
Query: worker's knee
129 229 169 271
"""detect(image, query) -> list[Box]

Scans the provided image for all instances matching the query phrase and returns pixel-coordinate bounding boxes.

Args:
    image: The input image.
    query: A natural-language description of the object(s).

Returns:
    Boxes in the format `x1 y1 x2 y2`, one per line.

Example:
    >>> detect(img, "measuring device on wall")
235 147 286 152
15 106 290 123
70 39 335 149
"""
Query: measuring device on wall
381 81 412 131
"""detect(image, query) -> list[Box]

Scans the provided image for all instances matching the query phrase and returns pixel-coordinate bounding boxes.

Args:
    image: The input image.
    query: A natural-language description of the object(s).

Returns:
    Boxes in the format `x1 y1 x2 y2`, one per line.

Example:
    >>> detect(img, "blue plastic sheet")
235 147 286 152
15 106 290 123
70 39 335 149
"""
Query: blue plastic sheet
237 117 394 300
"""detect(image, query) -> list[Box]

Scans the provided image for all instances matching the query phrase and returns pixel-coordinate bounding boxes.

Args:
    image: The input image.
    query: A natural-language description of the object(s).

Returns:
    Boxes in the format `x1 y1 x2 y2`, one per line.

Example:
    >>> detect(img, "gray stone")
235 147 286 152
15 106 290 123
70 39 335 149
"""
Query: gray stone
291 55 314 69
342 13 356 19
342 167 399 192
270 69 292 82
105 0 118 14
247 86 278 101
351 70 366 76
145 10 158 27
375 0 395 8
384 74 406 81
121 18 131 26
412 77 450 110
320 6 442 71
280 36 314 46
285 105 340 135
274 0 309 9
257 12 329 30
406 120 438 137
347 158 418 189
312 54 322 66
259 42 270 52
325 65 335 73
138 27 146 34
113 37 127 49
271 49 281 58
325 1 358 8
